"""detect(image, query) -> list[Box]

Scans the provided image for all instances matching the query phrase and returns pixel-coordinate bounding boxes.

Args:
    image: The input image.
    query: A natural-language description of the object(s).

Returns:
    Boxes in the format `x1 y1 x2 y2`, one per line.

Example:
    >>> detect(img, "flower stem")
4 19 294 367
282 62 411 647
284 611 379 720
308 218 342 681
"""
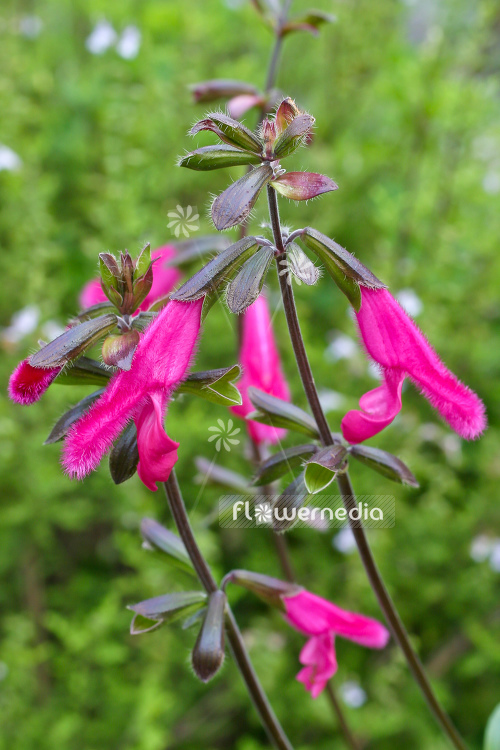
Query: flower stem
267 184 468 750
163 473 294 750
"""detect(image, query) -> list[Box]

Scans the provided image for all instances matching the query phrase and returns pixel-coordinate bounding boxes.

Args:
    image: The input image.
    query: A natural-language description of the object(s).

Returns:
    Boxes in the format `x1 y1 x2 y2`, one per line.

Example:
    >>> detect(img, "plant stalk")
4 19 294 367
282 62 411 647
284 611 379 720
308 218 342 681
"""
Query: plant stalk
267 184 468 750
163 473 293 750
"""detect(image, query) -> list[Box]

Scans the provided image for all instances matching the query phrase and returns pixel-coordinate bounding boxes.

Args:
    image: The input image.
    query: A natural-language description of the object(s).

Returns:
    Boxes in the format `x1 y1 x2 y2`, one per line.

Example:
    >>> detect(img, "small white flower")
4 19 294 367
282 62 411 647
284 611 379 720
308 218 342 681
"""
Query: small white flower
1 305 39 344
207 419 241 452
397 288 423 318
340 680 367 708
86 20 117 55
0 145 22 172
332 527 357 554
19 15 43 39
117 25 141 59
167 205 200 238
254 502 273 524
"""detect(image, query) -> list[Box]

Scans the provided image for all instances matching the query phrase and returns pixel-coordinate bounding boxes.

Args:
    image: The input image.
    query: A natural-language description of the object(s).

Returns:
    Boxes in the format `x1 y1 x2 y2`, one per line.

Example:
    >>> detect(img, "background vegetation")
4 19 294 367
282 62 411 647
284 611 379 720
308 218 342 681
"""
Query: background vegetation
1 0 499 748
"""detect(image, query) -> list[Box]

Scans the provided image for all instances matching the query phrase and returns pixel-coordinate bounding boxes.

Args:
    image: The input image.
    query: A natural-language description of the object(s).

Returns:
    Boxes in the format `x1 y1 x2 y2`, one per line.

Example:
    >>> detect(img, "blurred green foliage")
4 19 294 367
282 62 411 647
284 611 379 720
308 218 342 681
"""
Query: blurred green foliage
1 0 499 748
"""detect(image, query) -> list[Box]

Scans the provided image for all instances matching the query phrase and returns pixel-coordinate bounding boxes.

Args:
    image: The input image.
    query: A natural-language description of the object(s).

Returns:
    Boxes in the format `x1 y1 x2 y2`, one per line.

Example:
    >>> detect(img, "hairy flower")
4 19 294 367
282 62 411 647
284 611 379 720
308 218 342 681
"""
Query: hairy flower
8 359 61 405
63 300 203 490
341 288 486 443
231 295 290 444
79 244 181 311
283 590 390 698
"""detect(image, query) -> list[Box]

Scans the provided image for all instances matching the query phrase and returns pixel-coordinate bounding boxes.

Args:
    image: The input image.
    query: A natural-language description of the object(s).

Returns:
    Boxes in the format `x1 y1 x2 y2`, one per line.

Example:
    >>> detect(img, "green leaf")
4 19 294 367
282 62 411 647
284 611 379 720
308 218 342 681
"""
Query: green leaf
273 473 310 533
73 301 117 321
170 237 260 302
109 422 139 485
349 445 419 487
225 245 274 314
44 389 105 444
282 11 336 37
140 518 193 573
246 388 320 439
195 457 256 496
304 445 348 493
128 591 207 634
253 444 318 486
30 314 118 368
485 704 500 750
54 357 111 387
179 145 262 171
134 242 151 280
177 365 242 406
285 242 320 285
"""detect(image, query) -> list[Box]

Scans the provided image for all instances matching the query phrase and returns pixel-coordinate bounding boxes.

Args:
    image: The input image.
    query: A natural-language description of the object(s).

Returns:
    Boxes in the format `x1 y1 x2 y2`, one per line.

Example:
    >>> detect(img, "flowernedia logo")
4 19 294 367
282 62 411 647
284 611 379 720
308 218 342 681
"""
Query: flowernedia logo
219 495 395 530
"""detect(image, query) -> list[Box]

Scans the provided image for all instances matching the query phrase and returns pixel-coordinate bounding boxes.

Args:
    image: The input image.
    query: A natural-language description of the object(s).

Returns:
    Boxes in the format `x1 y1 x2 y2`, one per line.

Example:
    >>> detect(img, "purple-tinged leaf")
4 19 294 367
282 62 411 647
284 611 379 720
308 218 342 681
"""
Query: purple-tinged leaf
286 243 321 285
191 591 226 683
128 591 207 624
271 171 338 201
44 389 105 444
211 164 273 230
30 314 118 368
109 422 139 484
282 11 336 37
349 445 419 487
54 357 111 387
170 237 260 301
101 329 141 371
275 97 300 134
225 245 274 314
253 443 318 486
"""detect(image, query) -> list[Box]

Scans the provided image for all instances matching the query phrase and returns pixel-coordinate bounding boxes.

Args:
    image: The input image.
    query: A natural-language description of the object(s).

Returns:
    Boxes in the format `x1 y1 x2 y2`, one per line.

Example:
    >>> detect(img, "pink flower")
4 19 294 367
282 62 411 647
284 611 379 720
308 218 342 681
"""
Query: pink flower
8 359 61 405
341 287 486 444
63 299 203 491
283 590 390 698
231 295 290 444
79 245 181 311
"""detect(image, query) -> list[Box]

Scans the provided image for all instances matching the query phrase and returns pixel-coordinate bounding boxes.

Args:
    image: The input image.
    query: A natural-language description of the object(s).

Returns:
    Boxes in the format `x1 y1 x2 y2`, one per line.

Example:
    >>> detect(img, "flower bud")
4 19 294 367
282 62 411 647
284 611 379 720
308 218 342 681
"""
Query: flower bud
191 590 227 683
102 329 140 370
224 570 302 609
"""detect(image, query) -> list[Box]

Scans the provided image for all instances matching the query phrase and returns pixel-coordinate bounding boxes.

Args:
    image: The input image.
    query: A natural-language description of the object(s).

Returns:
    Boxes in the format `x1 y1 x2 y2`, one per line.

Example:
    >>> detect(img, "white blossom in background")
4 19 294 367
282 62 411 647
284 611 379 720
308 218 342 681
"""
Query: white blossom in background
482 171 500 195
489 542 500 573
396 288 423 318
41 320 65 342
0 145 22 172
1 306 40 345
86 20 117 55
116 26 141 59
325 333 357 362
332 527 356 554
318 389 345 413
340 680 367 708
19 15 43 39
469 534 492 563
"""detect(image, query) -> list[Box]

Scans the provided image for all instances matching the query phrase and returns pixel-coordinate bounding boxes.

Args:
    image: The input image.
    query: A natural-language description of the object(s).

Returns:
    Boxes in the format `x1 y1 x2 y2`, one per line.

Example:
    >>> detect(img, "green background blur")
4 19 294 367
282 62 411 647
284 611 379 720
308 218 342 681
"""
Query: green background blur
1 1 499 748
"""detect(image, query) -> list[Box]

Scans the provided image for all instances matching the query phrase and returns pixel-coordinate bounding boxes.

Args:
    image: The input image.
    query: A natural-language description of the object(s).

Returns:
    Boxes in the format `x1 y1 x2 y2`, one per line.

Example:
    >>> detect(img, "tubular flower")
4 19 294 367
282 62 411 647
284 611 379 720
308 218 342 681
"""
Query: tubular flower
231 295 290 444
8 359 61 405
283 590 390 698
63 299 203 491
79 244 181 311
341 287 487 444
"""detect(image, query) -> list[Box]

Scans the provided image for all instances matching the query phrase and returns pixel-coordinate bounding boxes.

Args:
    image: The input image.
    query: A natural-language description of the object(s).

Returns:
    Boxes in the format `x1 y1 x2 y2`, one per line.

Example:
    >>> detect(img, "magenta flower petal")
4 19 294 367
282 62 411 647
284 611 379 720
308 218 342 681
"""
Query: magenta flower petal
135 393 180 491
284 590 390 649
79 278 106 309
342 288 486 443
341 368 404 443
63 299 203 485
231 295 290 444
296 633 337 698
227 94 263 120
8 359 61 405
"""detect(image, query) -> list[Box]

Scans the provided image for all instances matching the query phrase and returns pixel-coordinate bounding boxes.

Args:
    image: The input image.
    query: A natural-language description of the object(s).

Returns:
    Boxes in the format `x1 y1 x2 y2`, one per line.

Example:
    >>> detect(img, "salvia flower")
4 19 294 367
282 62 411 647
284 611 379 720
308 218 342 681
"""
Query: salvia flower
341 287 486 443
231 295 290 444
63 299 203 491
283 590 390 698
8 359 61 405
79 244 181 312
